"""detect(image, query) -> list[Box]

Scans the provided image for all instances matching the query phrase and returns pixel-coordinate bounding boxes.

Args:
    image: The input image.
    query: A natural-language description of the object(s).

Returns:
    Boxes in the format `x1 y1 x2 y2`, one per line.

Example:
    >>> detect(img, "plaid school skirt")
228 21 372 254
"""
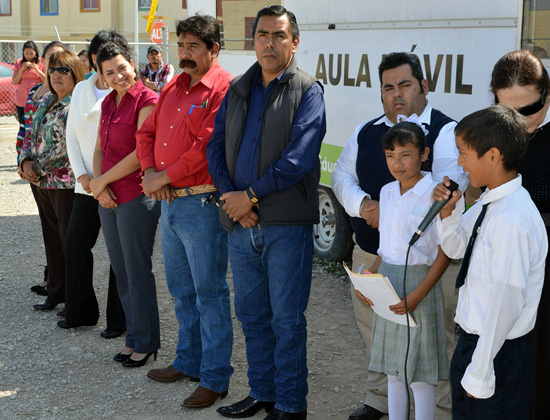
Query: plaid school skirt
369 261 450 385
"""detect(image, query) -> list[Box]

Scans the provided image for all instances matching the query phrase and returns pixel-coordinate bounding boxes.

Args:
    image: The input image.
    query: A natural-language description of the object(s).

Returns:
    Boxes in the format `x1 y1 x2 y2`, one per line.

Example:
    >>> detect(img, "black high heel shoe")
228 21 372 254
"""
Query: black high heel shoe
121 351 157 368
113 352 133 363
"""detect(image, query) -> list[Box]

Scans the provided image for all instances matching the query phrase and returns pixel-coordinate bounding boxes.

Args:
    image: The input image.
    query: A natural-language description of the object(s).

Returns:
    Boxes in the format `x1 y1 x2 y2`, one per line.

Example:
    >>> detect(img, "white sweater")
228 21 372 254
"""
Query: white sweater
66 73 111 195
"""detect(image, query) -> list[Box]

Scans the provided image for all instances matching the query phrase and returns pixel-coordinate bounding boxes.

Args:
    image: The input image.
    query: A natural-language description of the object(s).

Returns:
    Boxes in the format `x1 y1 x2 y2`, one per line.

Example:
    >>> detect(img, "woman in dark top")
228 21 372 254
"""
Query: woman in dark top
490 50 550 420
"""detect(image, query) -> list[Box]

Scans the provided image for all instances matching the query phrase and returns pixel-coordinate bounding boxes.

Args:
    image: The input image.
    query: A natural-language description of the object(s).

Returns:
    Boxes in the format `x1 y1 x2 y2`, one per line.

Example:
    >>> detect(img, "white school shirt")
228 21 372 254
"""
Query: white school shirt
66 73 111 195
331 104 468 218
436 175 548 399
378 172 439 265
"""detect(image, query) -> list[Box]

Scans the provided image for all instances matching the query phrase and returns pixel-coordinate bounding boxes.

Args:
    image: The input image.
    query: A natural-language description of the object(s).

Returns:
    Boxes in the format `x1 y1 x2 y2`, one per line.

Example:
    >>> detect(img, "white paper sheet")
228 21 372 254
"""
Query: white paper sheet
344 263 417 327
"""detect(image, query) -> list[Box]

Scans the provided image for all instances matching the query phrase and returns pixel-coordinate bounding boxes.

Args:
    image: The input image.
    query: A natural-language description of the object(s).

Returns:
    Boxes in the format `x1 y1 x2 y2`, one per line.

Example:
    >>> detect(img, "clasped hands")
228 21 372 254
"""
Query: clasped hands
360 198 380 229
88 175 118 208
220 191 259 229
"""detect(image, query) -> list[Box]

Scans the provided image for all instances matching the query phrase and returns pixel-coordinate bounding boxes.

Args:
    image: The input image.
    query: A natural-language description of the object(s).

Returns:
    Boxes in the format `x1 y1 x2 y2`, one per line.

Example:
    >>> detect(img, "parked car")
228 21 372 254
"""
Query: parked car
0 62 16 116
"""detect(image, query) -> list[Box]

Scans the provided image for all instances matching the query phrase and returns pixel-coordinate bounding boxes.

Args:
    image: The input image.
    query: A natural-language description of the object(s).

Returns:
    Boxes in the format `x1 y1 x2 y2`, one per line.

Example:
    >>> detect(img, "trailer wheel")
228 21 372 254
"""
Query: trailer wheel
313 186 353 261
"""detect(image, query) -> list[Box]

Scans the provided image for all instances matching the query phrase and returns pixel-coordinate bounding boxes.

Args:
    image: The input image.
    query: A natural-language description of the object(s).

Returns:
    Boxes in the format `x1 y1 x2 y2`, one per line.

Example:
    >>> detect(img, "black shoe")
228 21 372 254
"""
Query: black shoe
217 396 275 418
101 328 125 339
121 351 157 368
263 408 307 420
113 351 133 363
33 302 57 311
56 309 66 317
30 285 48 296
57 320 96 329
348 405 384 420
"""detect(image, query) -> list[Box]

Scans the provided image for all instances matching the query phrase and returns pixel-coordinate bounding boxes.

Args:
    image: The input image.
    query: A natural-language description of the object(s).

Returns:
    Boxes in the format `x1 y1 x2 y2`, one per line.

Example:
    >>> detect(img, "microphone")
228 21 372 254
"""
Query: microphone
409 179 459 246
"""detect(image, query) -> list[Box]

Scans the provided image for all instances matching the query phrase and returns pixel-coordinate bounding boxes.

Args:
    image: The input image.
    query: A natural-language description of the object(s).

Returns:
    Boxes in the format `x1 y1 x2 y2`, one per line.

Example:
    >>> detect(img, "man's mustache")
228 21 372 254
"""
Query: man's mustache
180 59 197 69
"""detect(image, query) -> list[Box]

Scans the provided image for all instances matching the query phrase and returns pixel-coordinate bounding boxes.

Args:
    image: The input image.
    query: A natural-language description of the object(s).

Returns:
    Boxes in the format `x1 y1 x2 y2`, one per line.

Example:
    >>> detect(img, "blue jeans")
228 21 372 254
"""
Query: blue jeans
161 194 233 393
229 223 313 413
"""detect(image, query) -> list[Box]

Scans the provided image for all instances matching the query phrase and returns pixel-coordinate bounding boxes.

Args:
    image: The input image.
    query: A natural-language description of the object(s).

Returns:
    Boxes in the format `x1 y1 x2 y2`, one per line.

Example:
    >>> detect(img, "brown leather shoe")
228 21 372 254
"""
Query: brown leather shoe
182 385 228 408
147 364 200 383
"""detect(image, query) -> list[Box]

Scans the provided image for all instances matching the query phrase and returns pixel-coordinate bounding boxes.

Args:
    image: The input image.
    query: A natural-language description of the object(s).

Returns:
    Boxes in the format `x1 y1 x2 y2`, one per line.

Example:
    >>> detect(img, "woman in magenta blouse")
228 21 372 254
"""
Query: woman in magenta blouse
90 41 160 368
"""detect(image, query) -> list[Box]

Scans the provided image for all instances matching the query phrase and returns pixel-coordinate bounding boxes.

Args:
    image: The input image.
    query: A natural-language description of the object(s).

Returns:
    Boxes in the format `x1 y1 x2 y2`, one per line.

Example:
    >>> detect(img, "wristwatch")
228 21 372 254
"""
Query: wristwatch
246 188 259 204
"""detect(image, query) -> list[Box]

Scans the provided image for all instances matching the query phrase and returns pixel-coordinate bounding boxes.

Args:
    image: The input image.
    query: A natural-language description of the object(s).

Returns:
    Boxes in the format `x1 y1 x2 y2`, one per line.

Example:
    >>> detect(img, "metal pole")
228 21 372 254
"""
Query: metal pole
161 24 168 65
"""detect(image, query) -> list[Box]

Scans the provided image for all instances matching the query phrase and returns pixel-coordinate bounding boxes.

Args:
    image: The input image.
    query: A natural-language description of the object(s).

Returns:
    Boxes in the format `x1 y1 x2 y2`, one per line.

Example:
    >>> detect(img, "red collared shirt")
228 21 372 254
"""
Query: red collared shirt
100 80 158 204
136 61 233 188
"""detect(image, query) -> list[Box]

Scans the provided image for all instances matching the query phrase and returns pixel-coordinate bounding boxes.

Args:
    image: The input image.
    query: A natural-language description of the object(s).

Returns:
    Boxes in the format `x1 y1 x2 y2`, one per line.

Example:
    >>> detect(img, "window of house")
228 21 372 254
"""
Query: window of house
0 0 11 16
81 0 100 12
138 0 152 11
41 0 58 15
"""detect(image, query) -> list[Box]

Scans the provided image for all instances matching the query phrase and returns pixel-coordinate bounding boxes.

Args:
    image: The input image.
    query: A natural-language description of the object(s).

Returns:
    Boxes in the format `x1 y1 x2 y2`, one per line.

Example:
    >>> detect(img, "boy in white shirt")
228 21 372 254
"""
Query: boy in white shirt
434 104 548 420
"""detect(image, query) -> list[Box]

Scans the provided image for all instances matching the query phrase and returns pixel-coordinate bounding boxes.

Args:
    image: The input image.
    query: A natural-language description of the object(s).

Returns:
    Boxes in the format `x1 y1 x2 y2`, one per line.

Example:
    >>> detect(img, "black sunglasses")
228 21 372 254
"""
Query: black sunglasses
48 66 71 76
496 87 548 116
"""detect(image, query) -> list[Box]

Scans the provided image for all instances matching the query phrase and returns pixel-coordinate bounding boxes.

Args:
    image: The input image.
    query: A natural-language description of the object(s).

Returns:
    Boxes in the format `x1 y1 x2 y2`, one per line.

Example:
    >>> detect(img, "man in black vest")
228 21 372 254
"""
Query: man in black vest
206 5 326 420
332 52 468 420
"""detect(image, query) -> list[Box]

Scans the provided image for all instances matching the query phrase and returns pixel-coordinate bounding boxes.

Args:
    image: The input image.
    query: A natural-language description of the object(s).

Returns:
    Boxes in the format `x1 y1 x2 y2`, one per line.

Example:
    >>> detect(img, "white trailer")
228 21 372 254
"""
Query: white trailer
219 0 546 260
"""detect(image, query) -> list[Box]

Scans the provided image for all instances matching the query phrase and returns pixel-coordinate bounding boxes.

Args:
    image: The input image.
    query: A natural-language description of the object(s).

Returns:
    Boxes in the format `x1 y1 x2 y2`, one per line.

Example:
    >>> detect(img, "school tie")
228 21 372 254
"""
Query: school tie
455 203 490 289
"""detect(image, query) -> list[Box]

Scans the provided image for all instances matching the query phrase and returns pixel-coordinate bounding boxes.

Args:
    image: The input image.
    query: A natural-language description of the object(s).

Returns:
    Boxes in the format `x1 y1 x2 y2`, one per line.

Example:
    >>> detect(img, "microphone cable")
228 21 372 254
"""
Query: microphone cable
402 244 413 420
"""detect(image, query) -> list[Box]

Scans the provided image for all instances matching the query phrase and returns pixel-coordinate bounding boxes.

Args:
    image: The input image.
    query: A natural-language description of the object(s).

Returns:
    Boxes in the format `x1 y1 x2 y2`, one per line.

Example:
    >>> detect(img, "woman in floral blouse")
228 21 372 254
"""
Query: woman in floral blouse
19 50 84 310
17 41 67 297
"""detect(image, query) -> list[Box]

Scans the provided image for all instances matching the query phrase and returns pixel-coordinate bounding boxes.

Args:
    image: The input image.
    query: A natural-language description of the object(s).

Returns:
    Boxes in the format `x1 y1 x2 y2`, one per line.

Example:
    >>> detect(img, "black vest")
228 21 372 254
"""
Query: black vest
351 108 454 253
223 58 323 228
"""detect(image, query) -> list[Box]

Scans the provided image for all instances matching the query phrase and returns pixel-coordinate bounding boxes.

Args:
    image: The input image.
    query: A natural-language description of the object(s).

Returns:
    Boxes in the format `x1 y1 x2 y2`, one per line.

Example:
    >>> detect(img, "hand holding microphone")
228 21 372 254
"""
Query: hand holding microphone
409 177 460 246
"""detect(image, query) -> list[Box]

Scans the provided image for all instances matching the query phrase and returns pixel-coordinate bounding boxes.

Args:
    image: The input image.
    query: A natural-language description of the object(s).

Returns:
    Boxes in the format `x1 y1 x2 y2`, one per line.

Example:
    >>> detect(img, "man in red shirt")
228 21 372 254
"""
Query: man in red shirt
136 15 234 408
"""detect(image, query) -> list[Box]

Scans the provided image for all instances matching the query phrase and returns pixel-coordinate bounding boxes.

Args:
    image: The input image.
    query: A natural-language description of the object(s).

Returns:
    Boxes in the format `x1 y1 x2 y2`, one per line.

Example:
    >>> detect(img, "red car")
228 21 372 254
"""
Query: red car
0 62 16 116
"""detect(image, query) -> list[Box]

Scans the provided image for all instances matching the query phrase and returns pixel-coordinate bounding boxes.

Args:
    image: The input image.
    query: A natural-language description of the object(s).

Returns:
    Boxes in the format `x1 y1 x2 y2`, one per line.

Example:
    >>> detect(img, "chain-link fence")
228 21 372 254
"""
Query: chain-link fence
0 38 251 121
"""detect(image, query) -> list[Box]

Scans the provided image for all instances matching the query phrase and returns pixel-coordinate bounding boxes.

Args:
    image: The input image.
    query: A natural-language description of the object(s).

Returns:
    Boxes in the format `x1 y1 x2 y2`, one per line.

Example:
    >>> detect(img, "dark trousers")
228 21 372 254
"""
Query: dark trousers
451 331 532 420
36 188 74 306
16 105 25 125
99 194 161 353
29 183 48 283
531 226 550 419
64 193 125 329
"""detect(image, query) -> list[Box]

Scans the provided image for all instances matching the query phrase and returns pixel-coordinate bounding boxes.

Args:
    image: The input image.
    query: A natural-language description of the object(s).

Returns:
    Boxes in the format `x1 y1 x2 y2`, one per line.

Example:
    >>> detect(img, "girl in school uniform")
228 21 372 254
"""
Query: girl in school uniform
356 117 450 420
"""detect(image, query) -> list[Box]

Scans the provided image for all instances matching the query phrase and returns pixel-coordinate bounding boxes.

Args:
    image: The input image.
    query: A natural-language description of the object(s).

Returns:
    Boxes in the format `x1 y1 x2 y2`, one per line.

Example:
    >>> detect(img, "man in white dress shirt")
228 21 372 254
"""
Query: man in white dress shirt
332 52 468 420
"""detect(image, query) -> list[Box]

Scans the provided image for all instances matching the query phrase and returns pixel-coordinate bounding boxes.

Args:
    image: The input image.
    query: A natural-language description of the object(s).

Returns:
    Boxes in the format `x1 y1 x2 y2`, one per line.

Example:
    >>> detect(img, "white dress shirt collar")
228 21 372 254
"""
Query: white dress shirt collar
374 103 433 127
476 174 522 206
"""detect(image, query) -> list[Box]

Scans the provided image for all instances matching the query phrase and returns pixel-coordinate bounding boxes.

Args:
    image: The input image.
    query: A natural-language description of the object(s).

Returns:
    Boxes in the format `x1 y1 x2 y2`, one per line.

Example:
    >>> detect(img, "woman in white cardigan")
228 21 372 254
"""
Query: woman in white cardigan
58 30 127 336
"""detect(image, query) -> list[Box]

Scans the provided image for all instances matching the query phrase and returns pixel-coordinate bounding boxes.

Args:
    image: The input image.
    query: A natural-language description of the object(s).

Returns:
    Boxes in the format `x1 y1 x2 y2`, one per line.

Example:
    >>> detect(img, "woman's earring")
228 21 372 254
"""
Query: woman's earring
104 82 108 89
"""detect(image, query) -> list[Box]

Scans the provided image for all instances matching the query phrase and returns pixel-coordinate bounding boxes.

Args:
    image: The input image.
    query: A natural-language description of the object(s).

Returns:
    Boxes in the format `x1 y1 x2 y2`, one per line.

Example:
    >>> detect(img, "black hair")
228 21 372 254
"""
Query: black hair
455 104 528 171
382 121 426 155
78 50 88 58
378 52 424 87
22 40 39 63
252 5 299 41
42 41 66 59
176 15 220 50
96 41 134 74
88 30 127 69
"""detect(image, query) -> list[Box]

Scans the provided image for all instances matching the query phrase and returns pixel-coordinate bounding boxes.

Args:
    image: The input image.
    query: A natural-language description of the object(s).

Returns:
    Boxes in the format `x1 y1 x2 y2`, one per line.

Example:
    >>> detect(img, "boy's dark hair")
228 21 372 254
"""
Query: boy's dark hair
42 41 67 59
176 15 220 50
455 104 528 171
252 5 299 41
382 121 426 154
96 41 134 74
378 52 424 87
22 40 39 63
88 30 127 69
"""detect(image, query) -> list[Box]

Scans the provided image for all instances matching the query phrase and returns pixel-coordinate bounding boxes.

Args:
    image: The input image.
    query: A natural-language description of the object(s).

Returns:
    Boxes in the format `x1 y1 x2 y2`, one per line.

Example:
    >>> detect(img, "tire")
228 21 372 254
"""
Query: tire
313 186 354 262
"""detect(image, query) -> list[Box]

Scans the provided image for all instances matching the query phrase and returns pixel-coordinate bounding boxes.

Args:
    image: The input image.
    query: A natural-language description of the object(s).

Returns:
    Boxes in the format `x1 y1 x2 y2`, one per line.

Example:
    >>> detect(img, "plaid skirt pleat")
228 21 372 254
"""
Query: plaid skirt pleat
369 261 449 385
